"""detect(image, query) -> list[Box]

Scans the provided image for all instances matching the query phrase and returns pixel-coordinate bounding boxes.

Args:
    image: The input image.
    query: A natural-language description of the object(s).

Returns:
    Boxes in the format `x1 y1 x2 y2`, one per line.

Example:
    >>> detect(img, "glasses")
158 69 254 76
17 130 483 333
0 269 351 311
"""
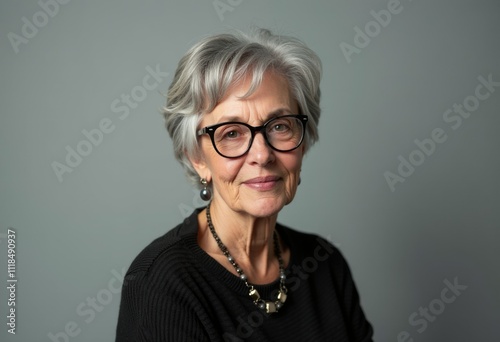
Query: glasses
197 114 308 158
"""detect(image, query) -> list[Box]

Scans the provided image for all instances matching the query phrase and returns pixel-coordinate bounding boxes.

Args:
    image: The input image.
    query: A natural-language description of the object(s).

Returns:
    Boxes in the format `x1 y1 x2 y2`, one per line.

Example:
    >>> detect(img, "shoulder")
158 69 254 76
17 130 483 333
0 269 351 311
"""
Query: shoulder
276 222 355 285
277 222 344 261
277 223 362 296
124 209 202 282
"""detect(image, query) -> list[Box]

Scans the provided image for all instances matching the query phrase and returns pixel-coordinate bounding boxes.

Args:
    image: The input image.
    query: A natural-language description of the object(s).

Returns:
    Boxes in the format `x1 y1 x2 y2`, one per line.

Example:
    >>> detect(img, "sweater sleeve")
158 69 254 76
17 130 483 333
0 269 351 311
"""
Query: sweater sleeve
115 270 211 342
326 239 374 342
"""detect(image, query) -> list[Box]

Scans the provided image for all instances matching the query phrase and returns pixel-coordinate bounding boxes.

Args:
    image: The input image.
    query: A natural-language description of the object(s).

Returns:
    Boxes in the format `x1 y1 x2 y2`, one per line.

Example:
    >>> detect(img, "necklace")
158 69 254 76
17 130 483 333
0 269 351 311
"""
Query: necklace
205 202 288 314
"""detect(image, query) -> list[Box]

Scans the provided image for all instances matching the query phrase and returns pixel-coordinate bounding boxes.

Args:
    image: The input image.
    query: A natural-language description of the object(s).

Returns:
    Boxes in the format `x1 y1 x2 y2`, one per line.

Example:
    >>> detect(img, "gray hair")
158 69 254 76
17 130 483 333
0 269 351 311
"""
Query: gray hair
162 28 322 188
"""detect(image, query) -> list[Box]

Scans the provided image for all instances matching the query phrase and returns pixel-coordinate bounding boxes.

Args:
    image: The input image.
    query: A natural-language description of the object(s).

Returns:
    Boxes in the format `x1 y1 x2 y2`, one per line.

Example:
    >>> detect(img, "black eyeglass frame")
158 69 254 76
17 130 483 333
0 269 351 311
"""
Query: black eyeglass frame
197 114 308 158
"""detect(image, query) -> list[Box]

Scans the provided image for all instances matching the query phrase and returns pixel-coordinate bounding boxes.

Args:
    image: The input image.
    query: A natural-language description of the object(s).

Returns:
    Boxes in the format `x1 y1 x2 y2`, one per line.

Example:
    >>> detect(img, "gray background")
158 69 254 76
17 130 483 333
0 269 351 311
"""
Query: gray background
1 0 499 341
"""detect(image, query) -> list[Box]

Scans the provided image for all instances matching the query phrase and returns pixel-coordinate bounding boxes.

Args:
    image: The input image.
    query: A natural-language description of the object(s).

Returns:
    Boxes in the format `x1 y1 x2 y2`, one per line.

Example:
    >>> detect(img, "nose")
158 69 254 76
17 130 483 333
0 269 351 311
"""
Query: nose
246 131 275 166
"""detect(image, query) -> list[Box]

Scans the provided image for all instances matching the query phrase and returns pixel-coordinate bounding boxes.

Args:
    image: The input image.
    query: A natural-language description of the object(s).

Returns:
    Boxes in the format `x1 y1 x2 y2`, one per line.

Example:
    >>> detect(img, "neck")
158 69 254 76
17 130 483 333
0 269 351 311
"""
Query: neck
201 199 280 283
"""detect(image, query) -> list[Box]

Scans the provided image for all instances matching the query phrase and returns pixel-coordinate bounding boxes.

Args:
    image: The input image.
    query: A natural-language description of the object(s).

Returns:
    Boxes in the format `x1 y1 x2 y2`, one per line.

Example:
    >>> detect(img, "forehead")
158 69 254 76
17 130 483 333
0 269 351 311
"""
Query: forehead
202 71 298 125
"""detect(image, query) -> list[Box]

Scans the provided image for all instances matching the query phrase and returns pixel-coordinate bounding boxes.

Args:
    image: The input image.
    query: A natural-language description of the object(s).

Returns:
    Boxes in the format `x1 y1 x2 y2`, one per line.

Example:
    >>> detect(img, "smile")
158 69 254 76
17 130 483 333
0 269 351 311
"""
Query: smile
243 176 282 190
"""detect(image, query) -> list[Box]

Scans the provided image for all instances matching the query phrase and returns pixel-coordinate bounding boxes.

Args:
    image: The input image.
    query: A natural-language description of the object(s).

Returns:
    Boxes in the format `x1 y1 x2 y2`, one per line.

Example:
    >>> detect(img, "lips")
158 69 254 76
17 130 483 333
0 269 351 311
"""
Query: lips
243 175 282 190
243 175 281 184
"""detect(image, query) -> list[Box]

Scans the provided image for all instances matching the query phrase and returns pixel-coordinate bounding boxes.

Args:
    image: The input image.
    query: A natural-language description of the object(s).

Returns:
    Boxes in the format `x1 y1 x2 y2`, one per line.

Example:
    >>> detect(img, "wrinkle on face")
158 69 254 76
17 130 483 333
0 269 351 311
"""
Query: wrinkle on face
193 70 304 219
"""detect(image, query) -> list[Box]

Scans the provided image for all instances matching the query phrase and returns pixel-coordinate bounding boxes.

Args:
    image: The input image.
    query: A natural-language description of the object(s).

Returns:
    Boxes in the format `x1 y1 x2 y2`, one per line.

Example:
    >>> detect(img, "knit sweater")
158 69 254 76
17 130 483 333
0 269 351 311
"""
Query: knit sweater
116 208 374 341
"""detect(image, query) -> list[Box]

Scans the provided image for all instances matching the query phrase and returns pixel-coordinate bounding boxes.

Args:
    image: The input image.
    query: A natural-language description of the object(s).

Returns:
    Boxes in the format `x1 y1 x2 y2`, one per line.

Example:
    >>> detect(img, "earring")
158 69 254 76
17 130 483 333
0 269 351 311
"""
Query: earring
298 177 301 186
200 178 212 201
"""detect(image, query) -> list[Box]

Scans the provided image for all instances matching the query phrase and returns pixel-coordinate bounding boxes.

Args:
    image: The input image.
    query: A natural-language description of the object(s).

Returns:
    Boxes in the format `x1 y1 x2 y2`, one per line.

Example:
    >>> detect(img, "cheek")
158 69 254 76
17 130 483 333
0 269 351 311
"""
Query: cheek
284 151 303 174
199 139 238 181
209 157 244 184
282 153 303 192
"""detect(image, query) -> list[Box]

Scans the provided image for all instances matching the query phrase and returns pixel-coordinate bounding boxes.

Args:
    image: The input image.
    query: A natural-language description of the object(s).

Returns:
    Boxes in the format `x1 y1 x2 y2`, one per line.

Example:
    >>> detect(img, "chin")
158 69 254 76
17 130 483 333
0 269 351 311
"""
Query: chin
242 196 287 218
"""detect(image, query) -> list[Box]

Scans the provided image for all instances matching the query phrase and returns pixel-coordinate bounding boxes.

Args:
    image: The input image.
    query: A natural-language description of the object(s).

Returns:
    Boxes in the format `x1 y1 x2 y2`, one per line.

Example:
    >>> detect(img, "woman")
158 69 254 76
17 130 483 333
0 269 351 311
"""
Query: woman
116 28 373 341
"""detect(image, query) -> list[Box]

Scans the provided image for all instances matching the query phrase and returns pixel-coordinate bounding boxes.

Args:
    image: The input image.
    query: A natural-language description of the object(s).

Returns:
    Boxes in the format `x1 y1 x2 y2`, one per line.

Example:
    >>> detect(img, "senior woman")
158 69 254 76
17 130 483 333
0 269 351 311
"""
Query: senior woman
116 29 373 341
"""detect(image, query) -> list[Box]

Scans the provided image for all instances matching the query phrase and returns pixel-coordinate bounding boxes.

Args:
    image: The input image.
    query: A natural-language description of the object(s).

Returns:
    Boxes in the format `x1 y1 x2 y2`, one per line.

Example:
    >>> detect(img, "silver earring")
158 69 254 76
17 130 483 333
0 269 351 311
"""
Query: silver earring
200 178 212 201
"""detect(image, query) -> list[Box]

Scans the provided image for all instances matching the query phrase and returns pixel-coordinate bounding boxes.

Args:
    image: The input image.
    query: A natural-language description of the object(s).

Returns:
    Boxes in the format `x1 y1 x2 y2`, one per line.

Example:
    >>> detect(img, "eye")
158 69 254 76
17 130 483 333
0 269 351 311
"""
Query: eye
224 130 240 139
272 123 289 132
269 118 292 134
215 124 247 142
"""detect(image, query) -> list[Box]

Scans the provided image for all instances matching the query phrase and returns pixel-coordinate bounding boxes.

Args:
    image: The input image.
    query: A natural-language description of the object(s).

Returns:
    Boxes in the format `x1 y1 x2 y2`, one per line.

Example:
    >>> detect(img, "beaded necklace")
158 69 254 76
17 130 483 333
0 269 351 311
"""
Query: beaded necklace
205 202 288 313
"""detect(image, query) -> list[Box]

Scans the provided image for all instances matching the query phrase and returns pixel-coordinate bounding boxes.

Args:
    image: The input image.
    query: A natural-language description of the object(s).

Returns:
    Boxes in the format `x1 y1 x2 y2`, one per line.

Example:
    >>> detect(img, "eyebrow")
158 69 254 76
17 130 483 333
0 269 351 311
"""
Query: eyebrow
216 108 293 124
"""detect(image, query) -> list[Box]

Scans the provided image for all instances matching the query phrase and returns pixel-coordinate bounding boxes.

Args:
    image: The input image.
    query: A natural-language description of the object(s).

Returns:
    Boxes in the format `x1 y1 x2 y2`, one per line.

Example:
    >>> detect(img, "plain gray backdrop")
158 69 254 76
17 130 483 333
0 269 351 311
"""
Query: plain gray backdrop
1 0 499 341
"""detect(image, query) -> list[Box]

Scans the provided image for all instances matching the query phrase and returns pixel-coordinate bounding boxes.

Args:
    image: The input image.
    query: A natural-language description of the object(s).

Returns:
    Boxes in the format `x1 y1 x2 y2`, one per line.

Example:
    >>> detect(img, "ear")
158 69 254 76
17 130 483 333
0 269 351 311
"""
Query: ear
188 151 212 182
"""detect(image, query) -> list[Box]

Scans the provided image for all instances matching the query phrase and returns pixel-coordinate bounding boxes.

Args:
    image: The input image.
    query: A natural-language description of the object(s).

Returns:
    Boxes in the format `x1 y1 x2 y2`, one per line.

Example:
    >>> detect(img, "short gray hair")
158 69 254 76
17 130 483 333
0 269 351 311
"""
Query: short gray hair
162 28 322 187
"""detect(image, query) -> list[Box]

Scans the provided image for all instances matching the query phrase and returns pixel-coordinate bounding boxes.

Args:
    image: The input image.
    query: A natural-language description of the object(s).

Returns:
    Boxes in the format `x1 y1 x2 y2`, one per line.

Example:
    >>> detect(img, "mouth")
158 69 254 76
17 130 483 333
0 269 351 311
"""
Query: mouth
243 175 282 190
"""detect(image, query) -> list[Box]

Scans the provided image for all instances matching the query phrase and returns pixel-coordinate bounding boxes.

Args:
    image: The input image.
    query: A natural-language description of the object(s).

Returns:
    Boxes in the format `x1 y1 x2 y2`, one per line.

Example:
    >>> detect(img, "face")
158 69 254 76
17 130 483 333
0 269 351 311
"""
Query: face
191 71 304 218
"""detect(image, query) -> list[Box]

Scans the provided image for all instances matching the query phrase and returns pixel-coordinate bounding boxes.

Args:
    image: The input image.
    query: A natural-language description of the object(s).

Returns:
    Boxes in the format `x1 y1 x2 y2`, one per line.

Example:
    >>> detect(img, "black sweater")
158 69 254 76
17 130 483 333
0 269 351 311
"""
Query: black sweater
116 208 374 341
